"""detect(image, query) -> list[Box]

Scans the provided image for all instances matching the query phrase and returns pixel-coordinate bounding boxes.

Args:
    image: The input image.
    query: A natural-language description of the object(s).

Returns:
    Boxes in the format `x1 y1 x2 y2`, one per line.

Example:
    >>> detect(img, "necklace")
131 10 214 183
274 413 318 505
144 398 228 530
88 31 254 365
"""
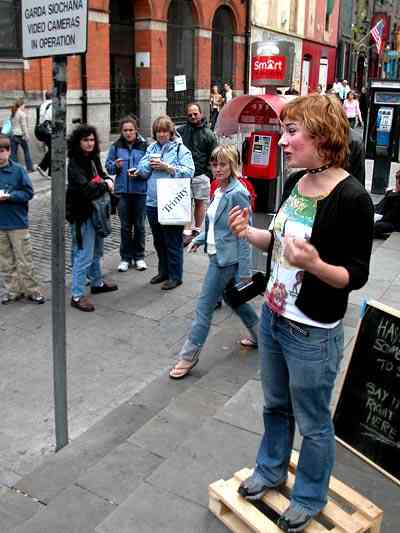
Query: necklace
306 163 332 174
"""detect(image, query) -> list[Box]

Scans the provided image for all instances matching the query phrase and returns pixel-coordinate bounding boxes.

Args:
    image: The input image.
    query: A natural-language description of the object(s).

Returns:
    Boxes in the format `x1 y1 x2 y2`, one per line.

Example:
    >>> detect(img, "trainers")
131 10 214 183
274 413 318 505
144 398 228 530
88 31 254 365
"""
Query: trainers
277 504 313 532
118 261 130 272
135 259 147 271
1 293 22 305
91 281 118 294
27 291 46 304
34 165 47 178
238 471 286 501
71 296 95 312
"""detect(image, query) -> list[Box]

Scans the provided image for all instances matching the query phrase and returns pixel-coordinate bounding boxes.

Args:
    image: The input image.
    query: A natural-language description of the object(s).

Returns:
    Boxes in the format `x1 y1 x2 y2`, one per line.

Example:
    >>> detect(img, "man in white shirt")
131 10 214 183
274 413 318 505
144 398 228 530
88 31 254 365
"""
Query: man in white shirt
36 91 52 177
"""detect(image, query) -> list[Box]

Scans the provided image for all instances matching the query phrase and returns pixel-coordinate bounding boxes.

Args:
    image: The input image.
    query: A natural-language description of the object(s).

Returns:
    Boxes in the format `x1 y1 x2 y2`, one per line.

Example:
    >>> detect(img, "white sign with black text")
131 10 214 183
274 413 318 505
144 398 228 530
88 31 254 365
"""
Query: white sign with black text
21 0 88 58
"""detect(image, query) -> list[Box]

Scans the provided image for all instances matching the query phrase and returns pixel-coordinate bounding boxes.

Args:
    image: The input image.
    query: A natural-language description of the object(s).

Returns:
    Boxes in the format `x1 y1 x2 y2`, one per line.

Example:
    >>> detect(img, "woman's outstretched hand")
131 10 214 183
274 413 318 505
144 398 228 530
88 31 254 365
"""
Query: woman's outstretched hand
228 206 249 239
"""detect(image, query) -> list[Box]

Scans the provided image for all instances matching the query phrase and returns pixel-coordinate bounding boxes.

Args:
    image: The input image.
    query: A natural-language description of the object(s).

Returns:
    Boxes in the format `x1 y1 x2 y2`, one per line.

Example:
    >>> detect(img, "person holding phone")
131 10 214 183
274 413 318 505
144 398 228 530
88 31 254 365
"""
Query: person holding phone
136 115 195 290
229 94 374 532
105 116 148 272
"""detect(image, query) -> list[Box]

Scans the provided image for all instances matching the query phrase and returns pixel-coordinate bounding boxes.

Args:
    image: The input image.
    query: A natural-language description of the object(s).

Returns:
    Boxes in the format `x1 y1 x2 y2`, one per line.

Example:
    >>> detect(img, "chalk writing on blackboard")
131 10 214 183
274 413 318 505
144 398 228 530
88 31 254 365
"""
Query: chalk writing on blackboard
334 300 400 485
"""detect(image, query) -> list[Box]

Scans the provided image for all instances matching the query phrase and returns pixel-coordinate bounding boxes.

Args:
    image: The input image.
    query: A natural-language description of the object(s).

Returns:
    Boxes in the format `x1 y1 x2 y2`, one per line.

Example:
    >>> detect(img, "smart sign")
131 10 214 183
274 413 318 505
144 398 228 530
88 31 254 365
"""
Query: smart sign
21 0 88 58
251 40 295 87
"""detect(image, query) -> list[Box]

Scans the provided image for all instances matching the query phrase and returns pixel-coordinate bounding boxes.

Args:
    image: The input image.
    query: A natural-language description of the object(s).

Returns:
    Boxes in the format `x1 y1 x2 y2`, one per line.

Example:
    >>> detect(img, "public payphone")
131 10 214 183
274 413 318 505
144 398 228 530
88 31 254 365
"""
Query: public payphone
376 107 394 155
365 80 400 193
242 131 280 180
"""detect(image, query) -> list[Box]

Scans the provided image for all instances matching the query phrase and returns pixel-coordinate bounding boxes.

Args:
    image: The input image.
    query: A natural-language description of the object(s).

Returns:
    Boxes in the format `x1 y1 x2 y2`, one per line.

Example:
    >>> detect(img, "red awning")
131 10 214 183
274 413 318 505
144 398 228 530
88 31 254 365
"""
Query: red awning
215 94 289 136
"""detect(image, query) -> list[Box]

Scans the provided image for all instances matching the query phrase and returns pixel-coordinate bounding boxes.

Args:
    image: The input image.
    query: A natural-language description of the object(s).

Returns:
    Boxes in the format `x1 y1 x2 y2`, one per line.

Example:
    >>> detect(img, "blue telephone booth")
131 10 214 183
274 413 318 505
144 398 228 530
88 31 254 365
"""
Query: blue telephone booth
365 80 400 194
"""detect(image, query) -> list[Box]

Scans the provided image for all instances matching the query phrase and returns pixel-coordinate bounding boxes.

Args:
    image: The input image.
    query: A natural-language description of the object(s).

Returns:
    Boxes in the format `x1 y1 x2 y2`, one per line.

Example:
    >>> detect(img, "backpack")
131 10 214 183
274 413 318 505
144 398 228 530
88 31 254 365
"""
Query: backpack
1 118 12 136
34 102 52 142
91 192 112 237
210 176 257 211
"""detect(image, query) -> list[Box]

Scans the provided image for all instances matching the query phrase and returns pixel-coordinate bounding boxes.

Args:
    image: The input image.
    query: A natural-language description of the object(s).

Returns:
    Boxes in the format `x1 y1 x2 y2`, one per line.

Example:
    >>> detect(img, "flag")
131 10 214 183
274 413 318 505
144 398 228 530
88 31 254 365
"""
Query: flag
371 19 385 54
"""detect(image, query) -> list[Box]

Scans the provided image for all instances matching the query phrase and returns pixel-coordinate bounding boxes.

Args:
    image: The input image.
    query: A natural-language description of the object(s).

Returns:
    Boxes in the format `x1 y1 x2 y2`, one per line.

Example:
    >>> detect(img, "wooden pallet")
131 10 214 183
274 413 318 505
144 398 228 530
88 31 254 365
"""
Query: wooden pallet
209 452 383 533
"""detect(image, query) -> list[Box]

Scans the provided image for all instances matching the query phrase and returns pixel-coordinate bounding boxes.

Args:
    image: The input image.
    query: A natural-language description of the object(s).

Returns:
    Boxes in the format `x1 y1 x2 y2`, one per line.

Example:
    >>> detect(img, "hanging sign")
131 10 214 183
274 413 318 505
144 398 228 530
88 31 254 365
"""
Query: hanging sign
21 0 88 58
251 40 295 87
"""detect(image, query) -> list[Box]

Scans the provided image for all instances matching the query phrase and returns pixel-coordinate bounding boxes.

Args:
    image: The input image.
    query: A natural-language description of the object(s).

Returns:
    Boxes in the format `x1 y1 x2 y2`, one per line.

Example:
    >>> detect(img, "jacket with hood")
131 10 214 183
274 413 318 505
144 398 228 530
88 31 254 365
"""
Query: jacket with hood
105 135 148 195
0 160 33 230
177 119 217 177
136 134 195 207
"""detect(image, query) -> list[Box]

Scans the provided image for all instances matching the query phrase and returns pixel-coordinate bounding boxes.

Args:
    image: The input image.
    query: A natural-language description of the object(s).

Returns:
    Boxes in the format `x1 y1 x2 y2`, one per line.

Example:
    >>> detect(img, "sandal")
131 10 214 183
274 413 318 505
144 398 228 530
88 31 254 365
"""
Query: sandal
240 337 258 348
169 357 199 380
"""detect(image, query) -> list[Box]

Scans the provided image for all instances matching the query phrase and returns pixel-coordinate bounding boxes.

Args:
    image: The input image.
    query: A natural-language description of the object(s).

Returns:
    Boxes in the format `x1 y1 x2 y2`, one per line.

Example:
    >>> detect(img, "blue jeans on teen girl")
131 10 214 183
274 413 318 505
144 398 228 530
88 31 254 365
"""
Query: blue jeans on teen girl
70 219 104 298
254 303 344 515
178 254 259 361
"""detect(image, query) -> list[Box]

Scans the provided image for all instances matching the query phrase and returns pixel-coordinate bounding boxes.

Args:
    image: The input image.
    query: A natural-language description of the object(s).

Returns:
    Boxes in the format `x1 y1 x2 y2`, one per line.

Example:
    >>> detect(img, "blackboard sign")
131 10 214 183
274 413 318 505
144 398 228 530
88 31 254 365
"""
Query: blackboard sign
334 300 400 486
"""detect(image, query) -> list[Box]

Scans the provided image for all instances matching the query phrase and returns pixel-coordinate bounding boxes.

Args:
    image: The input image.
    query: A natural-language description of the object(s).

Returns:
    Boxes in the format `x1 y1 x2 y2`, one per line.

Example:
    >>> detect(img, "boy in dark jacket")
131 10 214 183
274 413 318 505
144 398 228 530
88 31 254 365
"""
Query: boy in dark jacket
0 135 45 304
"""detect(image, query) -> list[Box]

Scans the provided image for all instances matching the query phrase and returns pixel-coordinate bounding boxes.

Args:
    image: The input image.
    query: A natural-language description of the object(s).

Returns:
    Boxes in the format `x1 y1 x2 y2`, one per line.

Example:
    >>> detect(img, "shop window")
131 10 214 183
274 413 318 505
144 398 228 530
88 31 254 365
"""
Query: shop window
0 0 21 58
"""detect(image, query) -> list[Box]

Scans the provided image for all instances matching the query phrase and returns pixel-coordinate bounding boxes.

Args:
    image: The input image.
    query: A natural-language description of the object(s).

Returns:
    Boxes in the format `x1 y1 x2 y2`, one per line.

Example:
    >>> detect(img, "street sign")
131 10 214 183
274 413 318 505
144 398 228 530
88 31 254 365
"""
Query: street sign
21 0 88 58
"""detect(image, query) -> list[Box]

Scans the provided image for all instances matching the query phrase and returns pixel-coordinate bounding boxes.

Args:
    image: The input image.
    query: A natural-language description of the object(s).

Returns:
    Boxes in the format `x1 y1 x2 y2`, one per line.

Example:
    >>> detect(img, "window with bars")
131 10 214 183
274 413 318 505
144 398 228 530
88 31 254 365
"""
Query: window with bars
0 0 21 58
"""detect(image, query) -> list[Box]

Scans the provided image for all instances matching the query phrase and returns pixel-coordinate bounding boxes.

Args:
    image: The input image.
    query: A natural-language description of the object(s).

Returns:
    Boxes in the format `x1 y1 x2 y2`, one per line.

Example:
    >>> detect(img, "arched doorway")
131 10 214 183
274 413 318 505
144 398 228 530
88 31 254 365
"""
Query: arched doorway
109 0 138 132
211 6 234 92
167 0 195 123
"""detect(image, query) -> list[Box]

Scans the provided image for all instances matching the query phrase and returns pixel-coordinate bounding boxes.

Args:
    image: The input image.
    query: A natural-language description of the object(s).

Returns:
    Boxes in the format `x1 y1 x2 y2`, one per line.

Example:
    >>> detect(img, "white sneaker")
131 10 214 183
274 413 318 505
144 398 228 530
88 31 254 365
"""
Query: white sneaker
34 165 47 178
118 261 130 272
135 259 147 271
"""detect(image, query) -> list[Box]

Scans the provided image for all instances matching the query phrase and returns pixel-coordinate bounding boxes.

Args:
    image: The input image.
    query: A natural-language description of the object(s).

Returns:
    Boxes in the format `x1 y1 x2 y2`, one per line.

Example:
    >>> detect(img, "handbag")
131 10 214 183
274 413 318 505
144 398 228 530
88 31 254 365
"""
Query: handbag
1 118 12 136
223 271 266 308
157 178 191 225
91 192 112 238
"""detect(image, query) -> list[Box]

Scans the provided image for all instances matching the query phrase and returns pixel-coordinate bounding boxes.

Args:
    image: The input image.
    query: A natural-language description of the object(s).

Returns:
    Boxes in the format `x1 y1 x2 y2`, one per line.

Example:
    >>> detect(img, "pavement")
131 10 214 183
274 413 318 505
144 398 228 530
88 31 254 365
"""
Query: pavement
0 161 399 532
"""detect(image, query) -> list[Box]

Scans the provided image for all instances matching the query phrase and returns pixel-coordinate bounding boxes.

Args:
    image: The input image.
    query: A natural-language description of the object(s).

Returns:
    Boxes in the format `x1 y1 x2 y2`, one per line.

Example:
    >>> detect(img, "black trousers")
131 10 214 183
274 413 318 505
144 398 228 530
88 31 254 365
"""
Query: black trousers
38 131 51 173
146 206 184 282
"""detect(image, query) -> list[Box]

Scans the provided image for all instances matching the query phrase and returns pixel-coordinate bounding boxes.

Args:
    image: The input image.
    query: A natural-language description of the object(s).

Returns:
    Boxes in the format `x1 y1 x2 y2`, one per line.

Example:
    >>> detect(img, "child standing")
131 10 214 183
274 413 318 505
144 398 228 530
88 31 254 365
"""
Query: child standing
0 135 45 305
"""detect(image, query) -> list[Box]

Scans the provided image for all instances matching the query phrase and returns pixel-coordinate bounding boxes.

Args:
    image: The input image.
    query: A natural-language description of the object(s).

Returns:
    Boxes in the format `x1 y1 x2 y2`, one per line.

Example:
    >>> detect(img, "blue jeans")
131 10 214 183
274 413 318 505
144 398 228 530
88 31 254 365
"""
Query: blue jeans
117 194 146 262
255 303 344 515
11 135 34 172
179 255 259 361
146 206 183 282
70 219 104 298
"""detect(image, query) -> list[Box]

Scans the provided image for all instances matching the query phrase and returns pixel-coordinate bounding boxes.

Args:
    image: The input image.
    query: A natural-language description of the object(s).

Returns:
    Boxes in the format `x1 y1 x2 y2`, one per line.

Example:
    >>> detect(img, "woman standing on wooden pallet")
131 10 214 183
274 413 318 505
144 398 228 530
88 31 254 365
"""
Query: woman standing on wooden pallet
229 94 374 532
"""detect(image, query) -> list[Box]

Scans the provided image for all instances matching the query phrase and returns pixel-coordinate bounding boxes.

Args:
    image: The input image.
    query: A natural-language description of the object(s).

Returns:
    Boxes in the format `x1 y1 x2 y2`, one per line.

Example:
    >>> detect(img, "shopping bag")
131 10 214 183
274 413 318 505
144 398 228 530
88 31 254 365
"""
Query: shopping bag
157 178 191 225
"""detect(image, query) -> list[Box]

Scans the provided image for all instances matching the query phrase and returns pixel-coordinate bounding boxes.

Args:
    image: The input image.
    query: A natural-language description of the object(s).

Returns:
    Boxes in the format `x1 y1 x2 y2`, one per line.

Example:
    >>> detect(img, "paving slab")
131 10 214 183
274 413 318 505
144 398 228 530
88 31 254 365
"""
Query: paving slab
146 417 260 508
95 481 227 533
0 486 42 533
14 402 154 503
10 484 115 533
129 386 229 459
77 441 163 505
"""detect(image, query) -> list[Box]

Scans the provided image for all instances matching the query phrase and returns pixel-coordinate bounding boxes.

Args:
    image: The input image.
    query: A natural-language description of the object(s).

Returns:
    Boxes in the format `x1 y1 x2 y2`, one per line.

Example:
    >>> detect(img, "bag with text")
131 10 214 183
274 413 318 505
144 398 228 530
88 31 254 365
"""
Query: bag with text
157 178 191 225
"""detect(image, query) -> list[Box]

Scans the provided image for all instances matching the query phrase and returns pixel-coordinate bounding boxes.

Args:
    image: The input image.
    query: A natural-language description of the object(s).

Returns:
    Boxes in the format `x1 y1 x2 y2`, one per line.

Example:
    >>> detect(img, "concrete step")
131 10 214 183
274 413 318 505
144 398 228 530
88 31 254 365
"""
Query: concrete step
6 323 259 533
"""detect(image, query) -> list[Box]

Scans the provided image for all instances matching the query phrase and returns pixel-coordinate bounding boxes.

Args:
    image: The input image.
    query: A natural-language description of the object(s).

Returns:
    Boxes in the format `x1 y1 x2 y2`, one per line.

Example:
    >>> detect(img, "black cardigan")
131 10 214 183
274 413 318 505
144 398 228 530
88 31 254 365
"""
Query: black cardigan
66 153 108 224
266 171 374 323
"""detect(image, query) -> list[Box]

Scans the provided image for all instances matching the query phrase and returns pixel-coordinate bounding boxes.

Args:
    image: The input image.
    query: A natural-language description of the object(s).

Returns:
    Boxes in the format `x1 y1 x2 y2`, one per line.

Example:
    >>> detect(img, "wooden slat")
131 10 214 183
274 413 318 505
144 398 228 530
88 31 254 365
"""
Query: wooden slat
209 479 280 533
209 493 253 533
284 470 362 533
290 450 384 522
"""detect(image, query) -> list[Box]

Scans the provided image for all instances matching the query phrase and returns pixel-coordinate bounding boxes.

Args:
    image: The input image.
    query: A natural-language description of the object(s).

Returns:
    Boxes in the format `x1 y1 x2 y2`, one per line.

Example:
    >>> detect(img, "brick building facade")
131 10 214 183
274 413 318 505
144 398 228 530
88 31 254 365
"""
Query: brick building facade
0 0 247 148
